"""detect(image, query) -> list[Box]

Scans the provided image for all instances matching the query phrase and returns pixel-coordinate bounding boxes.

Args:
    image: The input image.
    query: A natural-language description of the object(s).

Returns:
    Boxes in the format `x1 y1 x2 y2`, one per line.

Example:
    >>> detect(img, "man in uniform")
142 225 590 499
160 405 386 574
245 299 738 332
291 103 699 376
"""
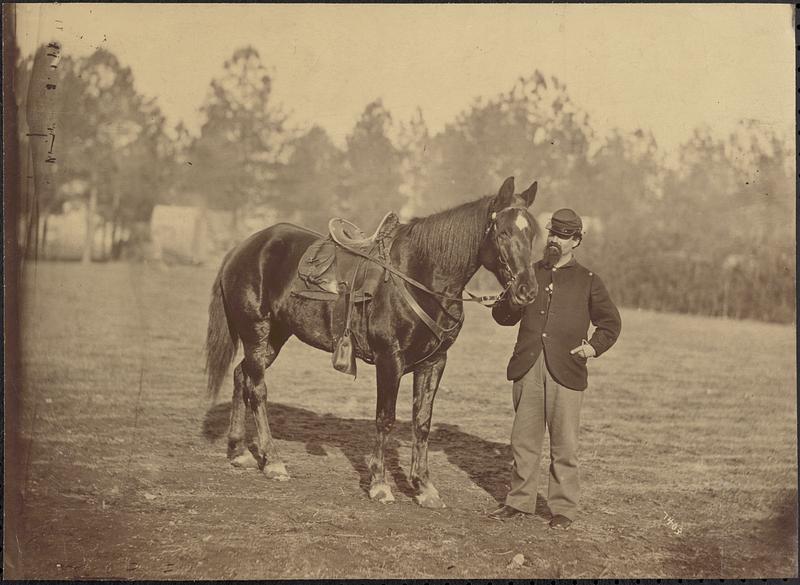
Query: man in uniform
488 208 622 529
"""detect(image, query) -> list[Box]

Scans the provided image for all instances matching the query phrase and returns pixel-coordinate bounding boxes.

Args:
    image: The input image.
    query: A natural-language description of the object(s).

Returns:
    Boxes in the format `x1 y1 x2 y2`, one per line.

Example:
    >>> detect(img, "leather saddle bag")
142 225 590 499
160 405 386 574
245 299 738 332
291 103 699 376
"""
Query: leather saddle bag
332 287 357 376
332 329 357 376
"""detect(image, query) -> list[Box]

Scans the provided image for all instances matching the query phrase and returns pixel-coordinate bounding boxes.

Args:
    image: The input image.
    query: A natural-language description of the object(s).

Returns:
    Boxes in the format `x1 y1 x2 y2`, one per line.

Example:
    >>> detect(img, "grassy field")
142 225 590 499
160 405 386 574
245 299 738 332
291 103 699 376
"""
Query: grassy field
6 261 797 579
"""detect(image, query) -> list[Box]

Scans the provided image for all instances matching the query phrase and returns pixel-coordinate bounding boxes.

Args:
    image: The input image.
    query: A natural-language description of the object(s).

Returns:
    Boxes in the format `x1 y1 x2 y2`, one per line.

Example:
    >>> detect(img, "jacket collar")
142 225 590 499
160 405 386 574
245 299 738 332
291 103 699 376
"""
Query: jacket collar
557 256 578 269
536 256 578 271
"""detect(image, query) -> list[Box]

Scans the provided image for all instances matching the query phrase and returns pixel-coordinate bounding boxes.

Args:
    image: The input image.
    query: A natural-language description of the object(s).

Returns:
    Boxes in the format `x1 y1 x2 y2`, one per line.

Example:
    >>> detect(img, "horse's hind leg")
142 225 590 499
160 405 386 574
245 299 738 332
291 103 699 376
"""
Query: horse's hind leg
367 353 404 503
242 326 291 480
227 319 289 474
228 364 258 468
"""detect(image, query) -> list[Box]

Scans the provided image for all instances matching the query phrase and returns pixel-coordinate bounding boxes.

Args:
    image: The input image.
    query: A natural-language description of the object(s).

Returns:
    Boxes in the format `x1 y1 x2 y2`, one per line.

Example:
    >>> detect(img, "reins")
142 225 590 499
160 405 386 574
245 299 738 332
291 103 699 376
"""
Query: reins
331 207 521 310
333 241 510 308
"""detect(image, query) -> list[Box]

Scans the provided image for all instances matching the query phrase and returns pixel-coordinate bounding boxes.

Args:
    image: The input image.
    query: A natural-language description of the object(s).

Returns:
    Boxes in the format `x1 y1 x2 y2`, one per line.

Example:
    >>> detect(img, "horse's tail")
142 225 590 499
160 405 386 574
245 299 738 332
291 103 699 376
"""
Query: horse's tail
205 250 239 401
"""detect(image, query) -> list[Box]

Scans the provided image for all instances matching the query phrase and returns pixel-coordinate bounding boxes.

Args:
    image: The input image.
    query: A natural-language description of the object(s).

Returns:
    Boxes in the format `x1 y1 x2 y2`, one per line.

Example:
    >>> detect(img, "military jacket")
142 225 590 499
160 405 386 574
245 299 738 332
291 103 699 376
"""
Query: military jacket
492 257 621 390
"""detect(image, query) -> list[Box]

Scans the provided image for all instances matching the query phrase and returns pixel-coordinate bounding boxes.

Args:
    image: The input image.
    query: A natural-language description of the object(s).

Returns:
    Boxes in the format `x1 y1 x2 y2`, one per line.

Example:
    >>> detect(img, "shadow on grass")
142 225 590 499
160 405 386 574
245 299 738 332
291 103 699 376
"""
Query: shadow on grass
202 401 539 510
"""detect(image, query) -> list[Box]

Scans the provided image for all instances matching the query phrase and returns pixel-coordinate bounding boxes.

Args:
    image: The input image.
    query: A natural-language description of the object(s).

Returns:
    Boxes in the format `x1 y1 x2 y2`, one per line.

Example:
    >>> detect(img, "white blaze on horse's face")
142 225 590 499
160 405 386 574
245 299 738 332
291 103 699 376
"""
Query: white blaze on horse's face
515 212 532 234
513 210 540 250
502 208 538 248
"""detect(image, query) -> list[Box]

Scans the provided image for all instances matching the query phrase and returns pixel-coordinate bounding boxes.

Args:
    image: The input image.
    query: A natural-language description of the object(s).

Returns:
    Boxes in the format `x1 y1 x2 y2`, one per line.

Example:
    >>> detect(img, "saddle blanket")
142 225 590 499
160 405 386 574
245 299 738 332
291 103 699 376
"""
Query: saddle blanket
292 237 386 302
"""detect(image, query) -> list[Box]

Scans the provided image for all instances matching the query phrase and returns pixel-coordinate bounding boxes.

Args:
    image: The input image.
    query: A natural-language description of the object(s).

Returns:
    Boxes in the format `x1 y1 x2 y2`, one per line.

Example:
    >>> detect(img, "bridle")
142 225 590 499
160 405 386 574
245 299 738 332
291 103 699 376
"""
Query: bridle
481 206 533 305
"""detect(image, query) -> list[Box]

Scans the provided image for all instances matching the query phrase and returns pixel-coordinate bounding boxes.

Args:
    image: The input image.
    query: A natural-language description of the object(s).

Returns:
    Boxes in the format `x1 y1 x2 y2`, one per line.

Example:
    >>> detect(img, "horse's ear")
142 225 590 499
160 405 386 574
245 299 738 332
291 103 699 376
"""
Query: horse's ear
518 181 538 207
493 176 515 210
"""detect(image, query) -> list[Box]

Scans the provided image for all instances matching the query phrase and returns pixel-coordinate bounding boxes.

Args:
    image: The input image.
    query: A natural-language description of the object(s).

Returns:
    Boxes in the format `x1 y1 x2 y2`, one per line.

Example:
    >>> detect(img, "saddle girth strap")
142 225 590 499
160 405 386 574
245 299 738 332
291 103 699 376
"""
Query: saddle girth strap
390 272 463 343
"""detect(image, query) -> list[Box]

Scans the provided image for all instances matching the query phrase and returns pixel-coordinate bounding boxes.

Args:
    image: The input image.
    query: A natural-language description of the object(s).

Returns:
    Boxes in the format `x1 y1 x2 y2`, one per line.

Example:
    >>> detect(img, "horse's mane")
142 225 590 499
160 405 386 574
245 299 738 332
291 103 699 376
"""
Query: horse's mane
402 195 493 275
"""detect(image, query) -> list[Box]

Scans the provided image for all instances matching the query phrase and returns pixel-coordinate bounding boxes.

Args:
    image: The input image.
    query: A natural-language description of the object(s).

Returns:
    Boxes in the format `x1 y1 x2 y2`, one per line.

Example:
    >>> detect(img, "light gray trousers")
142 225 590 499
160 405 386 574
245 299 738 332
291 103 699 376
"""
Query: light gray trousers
505 353 584 519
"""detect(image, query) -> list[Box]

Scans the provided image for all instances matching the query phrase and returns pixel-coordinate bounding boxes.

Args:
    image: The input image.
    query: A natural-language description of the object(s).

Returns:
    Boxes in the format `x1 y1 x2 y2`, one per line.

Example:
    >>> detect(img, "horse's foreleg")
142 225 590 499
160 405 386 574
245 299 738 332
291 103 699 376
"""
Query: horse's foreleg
410 353 448 509
368 353 403 503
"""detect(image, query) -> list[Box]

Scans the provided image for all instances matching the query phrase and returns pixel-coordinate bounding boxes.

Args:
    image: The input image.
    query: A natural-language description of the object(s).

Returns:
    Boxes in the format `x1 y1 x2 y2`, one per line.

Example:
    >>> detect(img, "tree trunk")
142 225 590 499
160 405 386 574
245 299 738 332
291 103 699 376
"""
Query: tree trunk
41 213 49 260
110 189 121 260
102 220 110 261
110 216 119 260
720 273 730 318
25 36 62 264
82 187 97 264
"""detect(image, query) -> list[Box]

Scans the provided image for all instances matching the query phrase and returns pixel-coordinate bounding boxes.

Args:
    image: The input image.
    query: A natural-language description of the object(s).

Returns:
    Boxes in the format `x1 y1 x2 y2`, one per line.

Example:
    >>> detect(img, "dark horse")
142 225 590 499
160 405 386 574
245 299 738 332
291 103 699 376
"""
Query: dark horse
205 176 541 508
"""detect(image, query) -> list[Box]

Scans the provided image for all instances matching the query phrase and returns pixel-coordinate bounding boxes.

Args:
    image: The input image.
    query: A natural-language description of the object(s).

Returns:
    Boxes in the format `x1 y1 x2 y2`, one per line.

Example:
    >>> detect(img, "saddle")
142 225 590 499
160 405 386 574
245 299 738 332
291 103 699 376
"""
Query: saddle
329 212 399 250
292 212 400 376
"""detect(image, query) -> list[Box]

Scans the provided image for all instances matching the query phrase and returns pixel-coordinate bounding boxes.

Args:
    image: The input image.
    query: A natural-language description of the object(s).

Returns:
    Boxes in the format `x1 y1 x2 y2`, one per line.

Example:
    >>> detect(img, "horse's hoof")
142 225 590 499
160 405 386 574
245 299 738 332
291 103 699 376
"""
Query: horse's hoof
369 483 395 503
415 489 446 509
264 462 291 481
230 452 259 469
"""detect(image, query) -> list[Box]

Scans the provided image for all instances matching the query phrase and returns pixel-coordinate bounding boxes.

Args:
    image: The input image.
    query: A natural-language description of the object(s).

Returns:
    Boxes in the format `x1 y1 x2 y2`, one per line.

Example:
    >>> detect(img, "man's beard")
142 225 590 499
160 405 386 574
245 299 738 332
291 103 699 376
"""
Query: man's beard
543 241 562 268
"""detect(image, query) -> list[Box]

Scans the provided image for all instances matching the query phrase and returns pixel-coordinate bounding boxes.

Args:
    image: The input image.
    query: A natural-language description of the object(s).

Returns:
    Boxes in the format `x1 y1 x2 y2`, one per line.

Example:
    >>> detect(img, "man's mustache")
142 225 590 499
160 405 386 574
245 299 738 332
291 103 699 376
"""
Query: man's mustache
545 241 562 254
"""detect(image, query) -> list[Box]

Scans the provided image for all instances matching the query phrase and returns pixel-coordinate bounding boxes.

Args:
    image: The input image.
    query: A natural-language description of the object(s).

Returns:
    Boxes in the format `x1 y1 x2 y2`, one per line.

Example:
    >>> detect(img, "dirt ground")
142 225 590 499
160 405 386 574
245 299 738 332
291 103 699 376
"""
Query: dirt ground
5 261 798 579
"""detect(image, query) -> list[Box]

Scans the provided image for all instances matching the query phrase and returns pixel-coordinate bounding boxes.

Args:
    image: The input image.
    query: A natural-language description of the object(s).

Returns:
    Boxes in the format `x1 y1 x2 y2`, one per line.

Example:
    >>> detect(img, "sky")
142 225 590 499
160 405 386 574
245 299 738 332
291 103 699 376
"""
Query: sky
14 3 795 154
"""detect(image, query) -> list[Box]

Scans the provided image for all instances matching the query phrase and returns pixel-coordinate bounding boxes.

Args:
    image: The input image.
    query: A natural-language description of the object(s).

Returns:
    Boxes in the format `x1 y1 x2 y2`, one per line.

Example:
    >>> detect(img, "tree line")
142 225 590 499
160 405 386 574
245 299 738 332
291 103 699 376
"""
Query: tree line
13 45 794 323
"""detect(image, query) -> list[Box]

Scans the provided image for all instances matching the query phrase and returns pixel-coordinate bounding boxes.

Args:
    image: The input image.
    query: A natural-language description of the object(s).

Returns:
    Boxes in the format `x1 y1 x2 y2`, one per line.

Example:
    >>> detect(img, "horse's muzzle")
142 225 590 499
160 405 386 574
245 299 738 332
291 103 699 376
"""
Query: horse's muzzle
510 280 538 307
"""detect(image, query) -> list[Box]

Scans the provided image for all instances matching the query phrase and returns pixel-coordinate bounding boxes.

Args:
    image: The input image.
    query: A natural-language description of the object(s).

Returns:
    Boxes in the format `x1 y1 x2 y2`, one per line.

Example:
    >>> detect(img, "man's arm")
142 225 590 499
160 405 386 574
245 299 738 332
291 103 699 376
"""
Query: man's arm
587 274 621 357
491 297 523 326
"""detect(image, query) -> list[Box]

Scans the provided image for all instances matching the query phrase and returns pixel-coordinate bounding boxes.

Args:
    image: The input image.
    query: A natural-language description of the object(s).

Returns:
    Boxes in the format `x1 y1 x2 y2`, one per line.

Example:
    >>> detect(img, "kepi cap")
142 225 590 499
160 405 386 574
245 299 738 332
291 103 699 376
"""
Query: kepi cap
546 208 583 238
